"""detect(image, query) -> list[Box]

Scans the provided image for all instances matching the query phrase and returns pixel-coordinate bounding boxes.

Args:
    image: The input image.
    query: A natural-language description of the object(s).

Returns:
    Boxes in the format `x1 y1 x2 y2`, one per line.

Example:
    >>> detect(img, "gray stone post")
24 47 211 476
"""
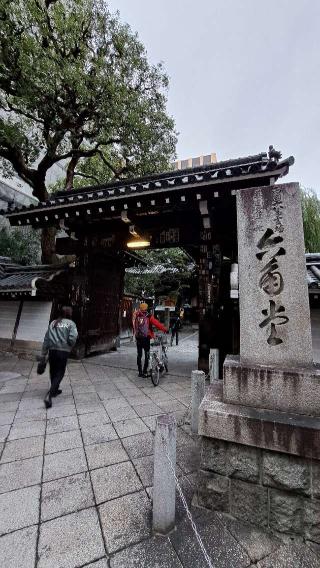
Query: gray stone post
191 370 206 433
153 414 176 535
209 348 219 382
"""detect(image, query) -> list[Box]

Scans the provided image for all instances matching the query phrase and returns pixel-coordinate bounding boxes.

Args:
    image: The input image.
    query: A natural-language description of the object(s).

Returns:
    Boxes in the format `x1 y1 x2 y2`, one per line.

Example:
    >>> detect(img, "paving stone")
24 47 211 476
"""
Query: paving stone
91 461 142 504
38 508 105 568
133 455 155 487
8 420 46 441
0 525 38 568
110 536 183 567
103 397 129 410
0 436 44 463
46 405 76 419
85 440 128 470
0 393 22 404
256 543 320 567
99 491 151 553
0 485 40 535
85 560 109 568
73 385 96 394
121 431 154 459
157 400 187 413
82 423 118 445
15 408 47 422
0 401 19 412
0 412 15 425
218 512 282 563
45 429 83 454
76 403 106 415
0 371 22 381
141 415 162 432
108 405 138 421
0 455 42 493
0 380 26 394
170 509 251 568
113 417 149 438
43 447 88 482
0 424 11 441
41 471 94 521
18 398 44 410
46 415 79 435
78 411 110 428
133 402 163 417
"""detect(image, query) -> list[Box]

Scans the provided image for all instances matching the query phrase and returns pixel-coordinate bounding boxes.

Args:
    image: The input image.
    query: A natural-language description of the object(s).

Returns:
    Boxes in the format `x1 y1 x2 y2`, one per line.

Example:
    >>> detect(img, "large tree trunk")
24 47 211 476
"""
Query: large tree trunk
41 226 58 264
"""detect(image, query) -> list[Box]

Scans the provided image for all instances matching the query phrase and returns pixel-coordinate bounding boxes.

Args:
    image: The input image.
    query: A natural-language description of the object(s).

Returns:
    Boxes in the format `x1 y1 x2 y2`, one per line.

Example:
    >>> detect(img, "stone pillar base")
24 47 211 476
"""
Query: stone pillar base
224 355 320 416
197 384 320 543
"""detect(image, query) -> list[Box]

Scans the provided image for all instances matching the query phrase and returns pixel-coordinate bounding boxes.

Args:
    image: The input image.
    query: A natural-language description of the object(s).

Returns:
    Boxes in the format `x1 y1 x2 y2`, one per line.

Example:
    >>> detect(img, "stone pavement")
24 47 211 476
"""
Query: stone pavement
0 332 319 567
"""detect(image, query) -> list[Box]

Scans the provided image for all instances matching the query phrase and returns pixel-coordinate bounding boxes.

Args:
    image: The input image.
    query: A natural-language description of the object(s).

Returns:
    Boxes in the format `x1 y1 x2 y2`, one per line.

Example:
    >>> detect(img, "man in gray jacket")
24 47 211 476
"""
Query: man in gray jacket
42 306 78 408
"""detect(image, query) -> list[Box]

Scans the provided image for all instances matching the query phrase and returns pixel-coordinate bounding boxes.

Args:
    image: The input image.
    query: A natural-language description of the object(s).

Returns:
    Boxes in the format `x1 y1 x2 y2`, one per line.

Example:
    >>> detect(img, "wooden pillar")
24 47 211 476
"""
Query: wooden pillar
198 236 221 372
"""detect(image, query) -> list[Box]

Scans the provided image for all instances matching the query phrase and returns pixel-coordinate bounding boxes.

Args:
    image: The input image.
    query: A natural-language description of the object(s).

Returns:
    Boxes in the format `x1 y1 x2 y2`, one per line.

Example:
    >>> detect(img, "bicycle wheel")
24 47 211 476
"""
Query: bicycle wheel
151 354 160 386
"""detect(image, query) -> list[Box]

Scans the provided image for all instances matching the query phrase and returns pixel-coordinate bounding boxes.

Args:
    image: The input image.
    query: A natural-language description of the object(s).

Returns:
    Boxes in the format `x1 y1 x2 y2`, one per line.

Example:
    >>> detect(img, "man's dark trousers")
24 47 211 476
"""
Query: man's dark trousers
136 337 151 375
171 329 179 346
48 349 68 396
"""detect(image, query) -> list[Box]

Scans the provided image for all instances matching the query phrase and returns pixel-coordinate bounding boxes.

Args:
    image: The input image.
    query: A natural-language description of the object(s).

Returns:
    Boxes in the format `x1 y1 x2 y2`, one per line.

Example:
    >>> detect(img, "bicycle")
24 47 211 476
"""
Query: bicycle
148 332 169 386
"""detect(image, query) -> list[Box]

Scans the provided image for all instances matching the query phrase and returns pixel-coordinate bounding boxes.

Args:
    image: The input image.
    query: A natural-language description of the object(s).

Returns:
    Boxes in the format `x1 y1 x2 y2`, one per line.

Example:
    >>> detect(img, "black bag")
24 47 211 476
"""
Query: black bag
37 357 47 375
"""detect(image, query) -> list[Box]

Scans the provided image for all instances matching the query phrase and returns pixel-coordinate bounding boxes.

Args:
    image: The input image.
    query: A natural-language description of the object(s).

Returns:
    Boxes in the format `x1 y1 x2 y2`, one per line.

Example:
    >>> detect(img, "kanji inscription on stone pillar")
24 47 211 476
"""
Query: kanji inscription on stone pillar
237 182 313 367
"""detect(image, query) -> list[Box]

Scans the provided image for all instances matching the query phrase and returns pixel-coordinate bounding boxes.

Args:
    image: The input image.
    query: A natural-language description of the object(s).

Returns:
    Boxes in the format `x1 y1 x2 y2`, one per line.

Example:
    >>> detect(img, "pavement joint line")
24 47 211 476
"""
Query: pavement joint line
76 555 109 568
74 363 111 558
35 401 47 568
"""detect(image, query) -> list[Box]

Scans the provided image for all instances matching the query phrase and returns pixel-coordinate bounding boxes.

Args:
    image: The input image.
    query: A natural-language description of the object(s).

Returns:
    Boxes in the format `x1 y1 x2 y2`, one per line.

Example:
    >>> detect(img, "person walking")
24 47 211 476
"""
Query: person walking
170 313 181 346
134 302 167 377
41 306 78 409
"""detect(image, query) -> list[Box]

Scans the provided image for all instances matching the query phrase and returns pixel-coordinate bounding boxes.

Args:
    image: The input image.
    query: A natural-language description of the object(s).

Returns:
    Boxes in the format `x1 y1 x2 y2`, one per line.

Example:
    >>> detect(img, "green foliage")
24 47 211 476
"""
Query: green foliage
0 0 177 200
0 221 41 264
301 187 320 253
124 248 196 302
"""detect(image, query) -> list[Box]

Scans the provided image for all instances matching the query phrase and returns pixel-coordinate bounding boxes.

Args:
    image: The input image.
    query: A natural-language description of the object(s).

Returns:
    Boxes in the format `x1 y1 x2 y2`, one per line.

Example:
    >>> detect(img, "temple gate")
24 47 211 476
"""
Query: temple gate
3 149 294 368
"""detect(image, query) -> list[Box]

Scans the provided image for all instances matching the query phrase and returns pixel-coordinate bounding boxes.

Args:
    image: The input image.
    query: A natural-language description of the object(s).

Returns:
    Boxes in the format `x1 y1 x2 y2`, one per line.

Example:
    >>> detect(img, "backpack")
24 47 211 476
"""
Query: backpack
135 312 150 338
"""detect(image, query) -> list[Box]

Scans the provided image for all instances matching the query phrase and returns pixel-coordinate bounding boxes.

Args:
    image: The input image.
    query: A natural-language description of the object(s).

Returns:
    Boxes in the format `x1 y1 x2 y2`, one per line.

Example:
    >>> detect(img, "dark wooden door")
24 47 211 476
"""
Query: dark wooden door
85 254 124 355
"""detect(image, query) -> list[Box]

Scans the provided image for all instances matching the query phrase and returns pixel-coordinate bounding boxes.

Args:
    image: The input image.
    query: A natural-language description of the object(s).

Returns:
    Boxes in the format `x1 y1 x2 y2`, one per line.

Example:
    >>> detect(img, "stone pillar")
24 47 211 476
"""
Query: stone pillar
191 370 206 433
209 348 219 382
197 183 320 544
153 415 176 534
237 182 312 367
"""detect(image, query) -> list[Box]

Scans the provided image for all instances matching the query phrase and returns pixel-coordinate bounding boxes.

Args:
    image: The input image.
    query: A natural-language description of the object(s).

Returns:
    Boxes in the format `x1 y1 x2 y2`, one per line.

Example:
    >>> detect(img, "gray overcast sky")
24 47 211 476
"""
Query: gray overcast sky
108 0 320 192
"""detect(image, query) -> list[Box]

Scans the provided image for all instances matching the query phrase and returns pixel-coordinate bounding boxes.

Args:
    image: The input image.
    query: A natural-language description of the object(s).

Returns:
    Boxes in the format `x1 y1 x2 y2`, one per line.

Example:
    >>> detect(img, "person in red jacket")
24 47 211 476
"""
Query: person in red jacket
134 302 167 377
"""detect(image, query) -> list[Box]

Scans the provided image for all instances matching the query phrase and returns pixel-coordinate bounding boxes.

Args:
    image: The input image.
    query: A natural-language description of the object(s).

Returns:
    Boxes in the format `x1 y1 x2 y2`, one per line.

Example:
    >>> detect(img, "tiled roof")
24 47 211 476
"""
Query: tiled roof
0 259 68 295
306 254 320 291
2 151 294 226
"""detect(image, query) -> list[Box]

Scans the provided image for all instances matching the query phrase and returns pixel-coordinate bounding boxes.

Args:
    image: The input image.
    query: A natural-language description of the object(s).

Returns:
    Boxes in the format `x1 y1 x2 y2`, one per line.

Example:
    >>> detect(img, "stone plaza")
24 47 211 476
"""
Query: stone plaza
0 330 319 567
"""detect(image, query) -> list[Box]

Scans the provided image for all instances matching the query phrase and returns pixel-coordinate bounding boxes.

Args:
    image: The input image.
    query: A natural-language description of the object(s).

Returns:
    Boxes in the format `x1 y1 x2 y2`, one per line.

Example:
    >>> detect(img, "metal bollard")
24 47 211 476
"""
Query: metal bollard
191 370 205 433
209 348 219 382
153 414 176 534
